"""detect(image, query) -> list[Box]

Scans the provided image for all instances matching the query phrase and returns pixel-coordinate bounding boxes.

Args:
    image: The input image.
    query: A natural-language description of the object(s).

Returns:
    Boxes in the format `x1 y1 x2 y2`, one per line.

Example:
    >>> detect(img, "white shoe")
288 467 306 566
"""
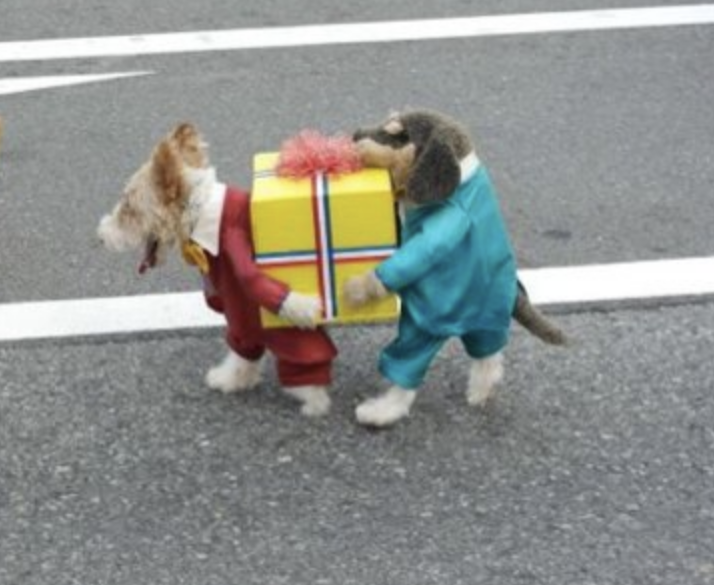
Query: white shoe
466 353 504 406
205 351 263 393
355 386 416 427
283 385 331 417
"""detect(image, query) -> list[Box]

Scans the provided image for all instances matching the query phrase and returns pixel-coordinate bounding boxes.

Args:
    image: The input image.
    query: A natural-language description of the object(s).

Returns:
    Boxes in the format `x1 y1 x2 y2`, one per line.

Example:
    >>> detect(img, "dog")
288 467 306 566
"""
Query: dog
344 109 566 427
97 123 338 417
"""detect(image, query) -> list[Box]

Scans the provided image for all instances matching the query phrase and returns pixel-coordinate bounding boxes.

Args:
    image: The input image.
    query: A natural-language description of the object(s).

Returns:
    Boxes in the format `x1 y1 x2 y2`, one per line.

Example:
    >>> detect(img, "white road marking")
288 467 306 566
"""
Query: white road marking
1 257 713 342
519 257 714 305
1 6 711 342
0 292 223 342
0 72 153 96
0 5 713 63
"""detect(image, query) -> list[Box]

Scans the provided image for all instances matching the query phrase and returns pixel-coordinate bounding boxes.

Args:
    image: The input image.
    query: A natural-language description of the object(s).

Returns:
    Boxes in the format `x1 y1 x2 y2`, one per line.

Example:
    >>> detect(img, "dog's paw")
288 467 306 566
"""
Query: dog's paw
343 275 371 306
466 354 503 406
205 352 262 393
355 386 416 427
279 292 322 329
343 272 388 307
283 386 331 417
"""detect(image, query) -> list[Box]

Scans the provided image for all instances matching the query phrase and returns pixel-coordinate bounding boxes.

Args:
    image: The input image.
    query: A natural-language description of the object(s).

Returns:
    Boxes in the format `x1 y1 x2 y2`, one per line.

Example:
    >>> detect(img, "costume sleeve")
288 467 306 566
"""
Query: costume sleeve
224 226 290 314
202 274 225 314
375 203 470 292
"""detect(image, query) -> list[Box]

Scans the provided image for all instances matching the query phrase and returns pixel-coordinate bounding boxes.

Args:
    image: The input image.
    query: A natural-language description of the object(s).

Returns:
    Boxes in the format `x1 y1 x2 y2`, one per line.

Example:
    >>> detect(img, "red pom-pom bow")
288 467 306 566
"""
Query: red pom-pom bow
276 130 363 178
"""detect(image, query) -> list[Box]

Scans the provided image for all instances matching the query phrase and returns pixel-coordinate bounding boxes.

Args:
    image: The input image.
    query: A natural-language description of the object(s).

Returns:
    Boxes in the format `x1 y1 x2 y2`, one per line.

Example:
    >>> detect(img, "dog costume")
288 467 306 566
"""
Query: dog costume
374 154 518 389
188 171 337 387
345 109 566 426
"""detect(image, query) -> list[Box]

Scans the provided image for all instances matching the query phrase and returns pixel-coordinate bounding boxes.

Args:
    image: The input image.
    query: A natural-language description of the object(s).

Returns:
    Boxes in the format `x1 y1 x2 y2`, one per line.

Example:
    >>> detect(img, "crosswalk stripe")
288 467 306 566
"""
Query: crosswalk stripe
2 256 714 342
0 72 153 96
0 6 713 63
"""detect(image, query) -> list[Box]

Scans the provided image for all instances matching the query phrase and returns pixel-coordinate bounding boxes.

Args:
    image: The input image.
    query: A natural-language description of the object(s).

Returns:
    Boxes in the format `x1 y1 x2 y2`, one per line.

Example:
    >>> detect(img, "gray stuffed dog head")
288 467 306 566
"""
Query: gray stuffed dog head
353 110 474 204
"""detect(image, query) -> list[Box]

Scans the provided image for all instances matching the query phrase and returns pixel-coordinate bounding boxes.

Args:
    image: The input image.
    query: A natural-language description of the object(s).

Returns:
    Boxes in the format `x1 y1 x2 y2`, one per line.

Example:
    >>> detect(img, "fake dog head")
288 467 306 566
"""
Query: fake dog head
353 110 474 204
97 123 209 272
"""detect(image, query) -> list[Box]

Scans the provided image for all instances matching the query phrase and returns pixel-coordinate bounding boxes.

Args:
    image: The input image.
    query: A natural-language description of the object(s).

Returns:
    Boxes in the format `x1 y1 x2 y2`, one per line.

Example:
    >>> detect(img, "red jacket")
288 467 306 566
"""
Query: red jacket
203 186 336 387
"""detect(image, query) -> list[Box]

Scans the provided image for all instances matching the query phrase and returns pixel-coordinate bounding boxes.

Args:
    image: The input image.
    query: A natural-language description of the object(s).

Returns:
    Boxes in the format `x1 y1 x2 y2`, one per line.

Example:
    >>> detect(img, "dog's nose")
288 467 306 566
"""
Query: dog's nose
352 129 367 142
96 215 112 246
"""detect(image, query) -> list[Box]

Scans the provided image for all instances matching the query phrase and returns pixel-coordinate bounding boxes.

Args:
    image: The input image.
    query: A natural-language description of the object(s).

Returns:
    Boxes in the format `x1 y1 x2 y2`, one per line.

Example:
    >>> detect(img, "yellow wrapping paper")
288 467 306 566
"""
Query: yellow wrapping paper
251 152 399 328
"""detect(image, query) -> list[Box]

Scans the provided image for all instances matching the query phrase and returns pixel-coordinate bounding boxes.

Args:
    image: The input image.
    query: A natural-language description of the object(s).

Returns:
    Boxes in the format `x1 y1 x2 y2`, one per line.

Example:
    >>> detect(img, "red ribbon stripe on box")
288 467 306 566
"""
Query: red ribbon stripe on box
254 170 394 321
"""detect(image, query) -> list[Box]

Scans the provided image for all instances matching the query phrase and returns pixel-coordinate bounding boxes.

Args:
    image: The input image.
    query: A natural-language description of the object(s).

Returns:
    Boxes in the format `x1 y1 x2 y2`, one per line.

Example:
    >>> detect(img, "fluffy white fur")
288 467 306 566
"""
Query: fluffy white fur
355 386 417 427
204 351 330 416
97 212 142 252
355 352 504 427
205 350 264 393
466 352 504 406
97 124 330 418
278 293 323 330
283 385 331 417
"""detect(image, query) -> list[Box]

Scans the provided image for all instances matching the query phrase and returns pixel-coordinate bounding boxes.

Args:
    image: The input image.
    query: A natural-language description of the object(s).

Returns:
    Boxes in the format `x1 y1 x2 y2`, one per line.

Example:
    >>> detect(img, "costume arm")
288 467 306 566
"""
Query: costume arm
202 274 225 314
376 204 469 292
224 227 289 314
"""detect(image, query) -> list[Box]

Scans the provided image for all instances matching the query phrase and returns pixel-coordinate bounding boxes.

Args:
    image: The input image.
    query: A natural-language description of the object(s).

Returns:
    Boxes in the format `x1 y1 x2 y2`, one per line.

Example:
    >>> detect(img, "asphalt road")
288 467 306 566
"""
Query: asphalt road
1 2 714 584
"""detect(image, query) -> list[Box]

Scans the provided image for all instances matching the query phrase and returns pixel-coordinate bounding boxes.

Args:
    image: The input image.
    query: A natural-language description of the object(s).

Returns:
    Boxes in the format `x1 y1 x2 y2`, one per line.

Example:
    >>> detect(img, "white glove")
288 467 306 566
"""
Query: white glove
343 271 389 307
278 292 322 329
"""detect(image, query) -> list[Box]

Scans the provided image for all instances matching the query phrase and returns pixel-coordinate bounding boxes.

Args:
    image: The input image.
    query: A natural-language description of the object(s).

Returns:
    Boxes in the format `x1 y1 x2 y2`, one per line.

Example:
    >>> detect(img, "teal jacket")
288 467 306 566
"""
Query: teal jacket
375 165 517 337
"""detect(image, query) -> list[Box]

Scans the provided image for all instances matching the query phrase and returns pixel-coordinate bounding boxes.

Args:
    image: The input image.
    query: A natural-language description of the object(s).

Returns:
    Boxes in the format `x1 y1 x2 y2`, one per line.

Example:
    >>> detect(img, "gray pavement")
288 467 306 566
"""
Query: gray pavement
0 0 697 41
1 11 714 303
2 1 714 584
1 305 714 585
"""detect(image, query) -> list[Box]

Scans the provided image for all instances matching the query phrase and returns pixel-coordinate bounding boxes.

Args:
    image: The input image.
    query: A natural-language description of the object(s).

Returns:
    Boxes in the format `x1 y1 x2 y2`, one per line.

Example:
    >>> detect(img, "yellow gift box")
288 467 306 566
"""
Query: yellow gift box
251 152 399 328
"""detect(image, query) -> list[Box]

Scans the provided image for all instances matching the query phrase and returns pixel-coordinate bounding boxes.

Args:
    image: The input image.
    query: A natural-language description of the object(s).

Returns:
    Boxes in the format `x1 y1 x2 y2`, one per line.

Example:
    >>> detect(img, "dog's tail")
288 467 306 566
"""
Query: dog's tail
512 280 569 346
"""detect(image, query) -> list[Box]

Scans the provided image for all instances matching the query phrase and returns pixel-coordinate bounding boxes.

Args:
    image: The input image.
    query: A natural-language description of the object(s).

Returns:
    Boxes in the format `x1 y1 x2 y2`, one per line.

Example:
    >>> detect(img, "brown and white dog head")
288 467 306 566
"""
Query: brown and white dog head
353 110 474 204
97 123 210 273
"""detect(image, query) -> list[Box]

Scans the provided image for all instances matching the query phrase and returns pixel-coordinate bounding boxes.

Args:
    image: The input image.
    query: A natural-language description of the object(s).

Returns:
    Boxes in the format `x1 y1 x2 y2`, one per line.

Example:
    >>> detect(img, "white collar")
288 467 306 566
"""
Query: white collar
459 152 480 184
183 167 225 256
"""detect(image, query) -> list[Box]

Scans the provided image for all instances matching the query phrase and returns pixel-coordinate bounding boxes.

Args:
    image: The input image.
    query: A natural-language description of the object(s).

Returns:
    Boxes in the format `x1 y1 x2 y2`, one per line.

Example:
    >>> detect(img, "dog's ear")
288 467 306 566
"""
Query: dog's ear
152 140 187 205
171 122 198 145
406 134 461 204
170 122 207 168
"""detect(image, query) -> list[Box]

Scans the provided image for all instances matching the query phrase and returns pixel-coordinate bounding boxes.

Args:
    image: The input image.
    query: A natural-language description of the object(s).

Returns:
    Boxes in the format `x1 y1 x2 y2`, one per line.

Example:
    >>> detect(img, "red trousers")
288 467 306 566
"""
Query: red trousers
204 187 337 388
227 326 337 388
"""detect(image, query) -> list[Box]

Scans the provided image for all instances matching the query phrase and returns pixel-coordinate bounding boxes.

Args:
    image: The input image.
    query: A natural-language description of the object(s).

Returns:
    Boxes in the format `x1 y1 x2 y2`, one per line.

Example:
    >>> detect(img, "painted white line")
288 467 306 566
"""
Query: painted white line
0 5 713 63
519 256 714 305
1 257 714 342
0 292 223 342
0 71 153 96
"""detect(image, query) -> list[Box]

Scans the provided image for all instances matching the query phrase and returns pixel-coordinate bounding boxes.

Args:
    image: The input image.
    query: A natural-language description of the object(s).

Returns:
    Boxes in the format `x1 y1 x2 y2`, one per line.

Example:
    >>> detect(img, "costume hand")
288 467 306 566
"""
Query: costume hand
279 292 322 329
343 272 388 307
